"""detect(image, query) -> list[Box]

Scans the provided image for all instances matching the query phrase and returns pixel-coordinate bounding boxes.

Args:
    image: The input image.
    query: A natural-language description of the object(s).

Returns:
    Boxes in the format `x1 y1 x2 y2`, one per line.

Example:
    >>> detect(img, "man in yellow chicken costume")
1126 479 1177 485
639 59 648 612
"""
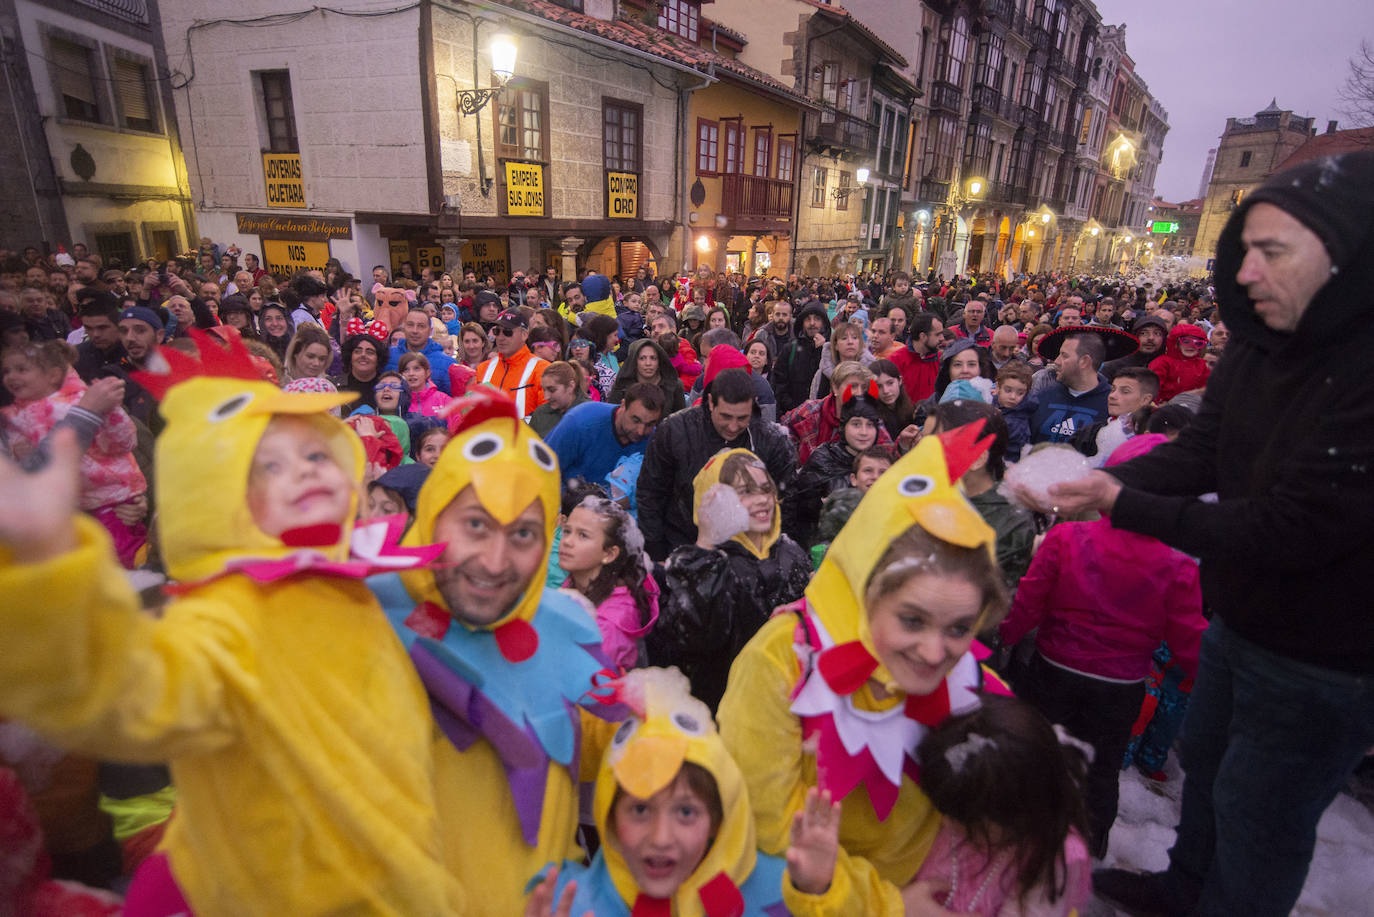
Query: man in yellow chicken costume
717 421 1013 915
0 328 463 915
367 387 623 916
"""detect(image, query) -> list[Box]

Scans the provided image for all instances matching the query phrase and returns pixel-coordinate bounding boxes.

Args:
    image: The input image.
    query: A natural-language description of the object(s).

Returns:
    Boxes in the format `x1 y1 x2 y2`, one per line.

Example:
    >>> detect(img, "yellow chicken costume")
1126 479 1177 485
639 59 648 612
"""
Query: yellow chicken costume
717 422 1009 916
366 388 623 916
543 666 796 916
0 328 463 915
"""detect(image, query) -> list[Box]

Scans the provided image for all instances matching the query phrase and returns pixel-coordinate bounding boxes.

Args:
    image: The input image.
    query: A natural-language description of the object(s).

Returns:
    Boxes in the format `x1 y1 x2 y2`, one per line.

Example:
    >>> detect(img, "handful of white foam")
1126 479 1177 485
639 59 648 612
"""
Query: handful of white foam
1000 446 1092 512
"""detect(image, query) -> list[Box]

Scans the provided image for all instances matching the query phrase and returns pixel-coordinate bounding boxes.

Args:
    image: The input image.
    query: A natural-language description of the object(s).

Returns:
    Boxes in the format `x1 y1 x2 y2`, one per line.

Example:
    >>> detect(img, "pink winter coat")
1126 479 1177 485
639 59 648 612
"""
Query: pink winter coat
408 380 451 417
592 576 660 671
915 818 1090 917
999 434 1205 682
0 369 145 511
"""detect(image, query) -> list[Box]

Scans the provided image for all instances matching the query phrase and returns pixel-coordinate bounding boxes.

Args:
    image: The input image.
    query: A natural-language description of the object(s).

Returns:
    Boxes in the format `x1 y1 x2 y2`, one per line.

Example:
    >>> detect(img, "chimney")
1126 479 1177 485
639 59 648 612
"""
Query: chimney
1327 120 1338 134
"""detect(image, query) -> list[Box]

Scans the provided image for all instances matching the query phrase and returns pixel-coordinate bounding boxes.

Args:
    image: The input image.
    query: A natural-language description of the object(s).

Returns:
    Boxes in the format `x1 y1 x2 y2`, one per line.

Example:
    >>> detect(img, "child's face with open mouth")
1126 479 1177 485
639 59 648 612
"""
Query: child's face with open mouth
611 773 713 899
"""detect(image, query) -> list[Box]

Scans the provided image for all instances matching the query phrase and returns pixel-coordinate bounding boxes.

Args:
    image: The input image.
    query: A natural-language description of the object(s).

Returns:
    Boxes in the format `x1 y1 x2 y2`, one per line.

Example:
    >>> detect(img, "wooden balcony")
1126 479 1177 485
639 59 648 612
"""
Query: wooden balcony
930 80 963 115
809 110 879 156
720 173 794 231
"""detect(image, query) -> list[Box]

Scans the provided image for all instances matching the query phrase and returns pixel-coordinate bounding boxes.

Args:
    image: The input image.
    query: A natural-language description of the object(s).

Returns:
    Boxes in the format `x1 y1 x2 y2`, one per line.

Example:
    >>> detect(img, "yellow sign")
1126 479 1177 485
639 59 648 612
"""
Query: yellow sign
504 161 545 216
462 238 510 282
607 171 638 219
262 238 330 276
388 241 411 275
415 246 445 272
262 153 306 209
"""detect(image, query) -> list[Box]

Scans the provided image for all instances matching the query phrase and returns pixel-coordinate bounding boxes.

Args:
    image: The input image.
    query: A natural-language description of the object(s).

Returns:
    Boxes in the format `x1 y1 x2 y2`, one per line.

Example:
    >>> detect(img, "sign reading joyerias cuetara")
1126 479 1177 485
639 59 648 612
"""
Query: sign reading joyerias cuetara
504 161 545 216
263 153 306 208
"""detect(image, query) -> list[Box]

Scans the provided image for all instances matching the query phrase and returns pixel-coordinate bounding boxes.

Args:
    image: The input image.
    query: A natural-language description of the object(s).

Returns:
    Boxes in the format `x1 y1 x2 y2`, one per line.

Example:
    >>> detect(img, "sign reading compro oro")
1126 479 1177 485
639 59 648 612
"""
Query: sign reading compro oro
606 171 638 220
262 239 330 277
504 161 545 216
263 153 306 209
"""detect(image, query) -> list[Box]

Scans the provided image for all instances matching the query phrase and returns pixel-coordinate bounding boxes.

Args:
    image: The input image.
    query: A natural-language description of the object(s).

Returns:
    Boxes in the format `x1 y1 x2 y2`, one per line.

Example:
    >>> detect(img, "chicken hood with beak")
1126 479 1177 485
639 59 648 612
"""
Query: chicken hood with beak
543 667 789 917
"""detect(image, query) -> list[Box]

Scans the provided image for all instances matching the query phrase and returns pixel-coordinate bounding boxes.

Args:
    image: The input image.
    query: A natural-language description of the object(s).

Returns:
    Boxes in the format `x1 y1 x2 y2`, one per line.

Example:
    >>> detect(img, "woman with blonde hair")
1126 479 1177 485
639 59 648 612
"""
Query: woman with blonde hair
282 323 335 384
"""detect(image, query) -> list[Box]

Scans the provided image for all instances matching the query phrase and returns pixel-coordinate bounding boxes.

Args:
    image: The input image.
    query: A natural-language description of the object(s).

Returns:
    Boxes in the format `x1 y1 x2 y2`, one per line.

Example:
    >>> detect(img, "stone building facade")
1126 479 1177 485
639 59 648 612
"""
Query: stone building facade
1193 100 1315 265
1 0 193 264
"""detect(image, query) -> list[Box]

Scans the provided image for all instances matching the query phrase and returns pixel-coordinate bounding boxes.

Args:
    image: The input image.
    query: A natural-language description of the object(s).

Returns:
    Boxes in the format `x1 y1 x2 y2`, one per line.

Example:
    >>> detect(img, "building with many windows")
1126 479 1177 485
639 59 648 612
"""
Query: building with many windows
0 0 193 264
157 0 810 285
712 0 913 276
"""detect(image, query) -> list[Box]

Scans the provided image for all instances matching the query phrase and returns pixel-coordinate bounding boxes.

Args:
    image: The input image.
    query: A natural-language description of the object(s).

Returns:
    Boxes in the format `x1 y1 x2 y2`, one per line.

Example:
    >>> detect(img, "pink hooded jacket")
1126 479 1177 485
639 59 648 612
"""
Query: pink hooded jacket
999 435 1205 682
592 576 660 671
1 369 145 511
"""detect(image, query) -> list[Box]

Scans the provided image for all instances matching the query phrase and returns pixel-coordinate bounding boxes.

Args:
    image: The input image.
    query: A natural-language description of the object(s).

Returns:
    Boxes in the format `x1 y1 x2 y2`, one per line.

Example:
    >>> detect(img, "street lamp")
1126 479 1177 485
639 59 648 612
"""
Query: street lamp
1090 227 1100 236
695 234 712 252
966 177 986 198
458 33 519 116
832 165 869 202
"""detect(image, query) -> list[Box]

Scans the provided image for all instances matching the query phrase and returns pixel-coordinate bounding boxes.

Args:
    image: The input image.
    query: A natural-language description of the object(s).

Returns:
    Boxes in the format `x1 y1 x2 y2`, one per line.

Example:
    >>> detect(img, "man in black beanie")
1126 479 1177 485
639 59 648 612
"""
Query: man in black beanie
1046 153 1374 917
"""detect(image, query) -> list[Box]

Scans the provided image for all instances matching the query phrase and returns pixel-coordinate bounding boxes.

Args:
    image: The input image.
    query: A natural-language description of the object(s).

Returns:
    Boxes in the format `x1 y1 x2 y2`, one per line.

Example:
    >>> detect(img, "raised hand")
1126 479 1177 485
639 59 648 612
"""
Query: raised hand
786 786 842 895
523 867 592 917
695 483 751 549
0 428 80 563
78 376 126 416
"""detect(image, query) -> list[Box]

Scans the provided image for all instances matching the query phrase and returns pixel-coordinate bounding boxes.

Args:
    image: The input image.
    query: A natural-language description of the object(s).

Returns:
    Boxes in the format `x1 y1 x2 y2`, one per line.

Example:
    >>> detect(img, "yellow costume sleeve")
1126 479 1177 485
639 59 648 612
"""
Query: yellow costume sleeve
718 616 906 917
0 516 241 761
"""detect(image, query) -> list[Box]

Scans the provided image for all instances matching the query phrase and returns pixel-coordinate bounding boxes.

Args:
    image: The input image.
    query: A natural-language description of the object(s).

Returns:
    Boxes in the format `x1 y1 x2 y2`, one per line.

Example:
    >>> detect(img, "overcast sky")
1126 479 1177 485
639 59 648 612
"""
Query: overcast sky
1090 0 1366 202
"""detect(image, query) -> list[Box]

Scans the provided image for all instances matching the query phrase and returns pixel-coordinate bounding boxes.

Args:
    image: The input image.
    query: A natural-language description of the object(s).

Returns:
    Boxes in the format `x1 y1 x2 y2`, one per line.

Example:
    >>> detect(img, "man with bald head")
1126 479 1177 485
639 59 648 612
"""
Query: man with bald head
989 325 1023 370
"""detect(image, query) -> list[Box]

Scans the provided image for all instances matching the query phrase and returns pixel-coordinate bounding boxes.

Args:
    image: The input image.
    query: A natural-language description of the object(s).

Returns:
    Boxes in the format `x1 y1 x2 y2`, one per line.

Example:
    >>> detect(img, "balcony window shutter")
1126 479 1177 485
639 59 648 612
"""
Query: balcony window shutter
114 59 152 124
53 39 96 107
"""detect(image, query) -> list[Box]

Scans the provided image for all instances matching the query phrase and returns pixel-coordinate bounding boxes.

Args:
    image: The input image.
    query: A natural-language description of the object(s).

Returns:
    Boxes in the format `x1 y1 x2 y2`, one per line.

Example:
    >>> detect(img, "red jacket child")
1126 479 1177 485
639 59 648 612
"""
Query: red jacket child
1148 323 1211 403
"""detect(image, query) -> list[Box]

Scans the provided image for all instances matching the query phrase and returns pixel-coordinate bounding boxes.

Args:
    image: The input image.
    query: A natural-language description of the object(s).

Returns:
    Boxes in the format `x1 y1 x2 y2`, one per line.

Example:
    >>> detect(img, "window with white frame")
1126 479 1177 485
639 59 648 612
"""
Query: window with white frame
658 0 699 42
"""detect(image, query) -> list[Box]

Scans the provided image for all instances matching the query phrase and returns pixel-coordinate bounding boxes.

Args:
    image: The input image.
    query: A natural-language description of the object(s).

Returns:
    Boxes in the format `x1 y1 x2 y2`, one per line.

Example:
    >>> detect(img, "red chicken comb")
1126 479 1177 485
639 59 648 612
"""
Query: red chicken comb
130 326 262 401
936 417 995 481
439 385 522 436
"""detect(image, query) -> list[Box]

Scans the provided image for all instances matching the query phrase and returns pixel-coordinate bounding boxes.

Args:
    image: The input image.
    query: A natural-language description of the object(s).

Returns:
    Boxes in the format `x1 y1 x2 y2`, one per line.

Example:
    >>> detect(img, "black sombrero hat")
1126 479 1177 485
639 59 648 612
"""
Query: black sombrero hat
1036 324 1139 362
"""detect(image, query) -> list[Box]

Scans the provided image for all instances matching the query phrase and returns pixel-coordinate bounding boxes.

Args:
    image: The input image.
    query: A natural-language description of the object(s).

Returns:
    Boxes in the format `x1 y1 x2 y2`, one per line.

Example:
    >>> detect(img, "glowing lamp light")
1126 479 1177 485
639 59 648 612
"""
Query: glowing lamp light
1124 235 1134 243
915 209 930 223
856 167 870 184
1041 212 1051 223
1027 229 1036 238
490 34 518 82
1090 227 1100 236
695 234 711 252
968 179 983 195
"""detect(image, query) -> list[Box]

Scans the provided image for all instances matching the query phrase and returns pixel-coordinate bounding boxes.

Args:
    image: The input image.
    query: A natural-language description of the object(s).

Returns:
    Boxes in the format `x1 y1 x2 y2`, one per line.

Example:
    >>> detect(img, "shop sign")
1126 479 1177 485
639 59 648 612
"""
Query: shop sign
606 171 639 219
262 238 330 276
504 161 545 216
462 238 510 283
1149 221 1180 234
388 241 412 275
236 213 351 239
262 153 306 209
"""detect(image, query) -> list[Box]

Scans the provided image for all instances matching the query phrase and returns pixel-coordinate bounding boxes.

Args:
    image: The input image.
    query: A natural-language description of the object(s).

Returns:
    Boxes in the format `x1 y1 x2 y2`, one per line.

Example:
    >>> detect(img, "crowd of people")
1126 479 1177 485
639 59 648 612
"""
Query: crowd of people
1 151 1371 917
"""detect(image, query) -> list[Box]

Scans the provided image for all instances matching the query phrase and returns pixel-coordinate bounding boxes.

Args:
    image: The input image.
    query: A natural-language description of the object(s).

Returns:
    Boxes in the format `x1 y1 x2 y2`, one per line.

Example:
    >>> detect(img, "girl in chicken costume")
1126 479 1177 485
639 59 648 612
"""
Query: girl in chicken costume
368 388 623 916
0 327 463 916
717 421 1013 916
529 666 812 917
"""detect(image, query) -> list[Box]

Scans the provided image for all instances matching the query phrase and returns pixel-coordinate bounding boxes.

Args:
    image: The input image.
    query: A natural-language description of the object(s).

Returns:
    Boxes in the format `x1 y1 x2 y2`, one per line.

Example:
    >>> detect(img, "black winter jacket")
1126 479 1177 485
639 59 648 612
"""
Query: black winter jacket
772 301 831 415
636 405 799 560
648 536 811 711
783 441 858 545
1107 154 1374 674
